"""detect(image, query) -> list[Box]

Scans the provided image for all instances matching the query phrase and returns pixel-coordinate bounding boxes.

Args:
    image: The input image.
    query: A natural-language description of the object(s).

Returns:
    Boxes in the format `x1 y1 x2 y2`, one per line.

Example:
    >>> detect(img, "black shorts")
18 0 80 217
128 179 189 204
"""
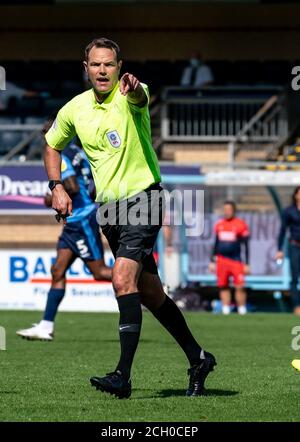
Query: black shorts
98 183 165 274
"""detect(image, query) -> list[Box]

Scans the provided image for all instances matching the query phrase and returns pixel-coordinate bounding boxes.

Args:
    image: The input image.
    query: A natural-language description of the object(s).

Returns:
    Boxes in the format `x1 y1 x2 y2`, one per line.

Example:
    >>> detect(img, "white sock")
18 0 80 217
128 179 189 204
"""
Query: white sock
39 320 54 332
222 305 231 315
238 305 247 315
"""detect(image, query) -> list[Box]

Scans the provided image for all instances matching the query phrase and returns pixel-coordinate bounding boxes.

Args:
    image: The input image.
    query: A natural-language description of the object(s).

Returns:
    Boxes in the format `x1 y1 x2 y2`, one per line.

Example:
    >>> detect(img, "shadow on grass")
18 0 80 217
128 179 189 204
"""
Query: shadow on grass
0 390 20 395
54 338 157 344
134 388 239 399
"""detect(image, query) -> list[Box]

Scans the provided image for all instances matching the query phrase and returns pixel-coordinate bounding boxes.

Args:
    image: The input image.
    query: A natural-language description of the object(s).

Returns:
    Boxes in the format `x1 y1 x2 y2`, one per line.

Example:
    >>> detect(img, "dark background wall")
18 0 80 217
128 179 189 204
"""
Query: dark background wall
1 3 300 60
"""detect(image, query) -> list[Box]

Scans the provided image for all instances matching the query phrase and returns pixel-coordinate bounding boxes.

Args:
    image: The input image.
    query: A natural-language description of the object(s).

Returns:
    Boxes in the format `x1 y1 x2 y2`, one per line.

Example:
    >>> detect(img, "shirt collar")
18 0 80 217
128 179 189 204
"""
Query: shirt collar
91 81 119 109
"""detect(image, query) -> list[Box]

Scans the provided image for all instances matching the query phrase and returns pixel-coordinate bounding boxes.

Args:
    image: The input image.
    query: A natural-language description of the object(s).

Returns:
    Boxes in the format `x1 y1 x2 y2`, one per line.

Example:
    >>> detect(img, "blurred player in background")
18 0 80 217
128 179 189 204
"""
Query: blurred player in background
16 137 112 341
276 186 300 315
209 201 250 315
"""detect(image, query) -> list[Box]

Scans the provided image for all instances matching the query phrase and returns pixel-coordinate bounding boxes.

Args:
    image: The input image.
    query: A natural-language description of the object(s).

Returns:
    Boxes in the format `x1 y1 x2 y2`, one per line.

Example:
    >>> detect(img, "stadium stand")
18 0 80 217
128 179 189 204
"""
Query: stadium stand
1 58 294 161
0 58 296 223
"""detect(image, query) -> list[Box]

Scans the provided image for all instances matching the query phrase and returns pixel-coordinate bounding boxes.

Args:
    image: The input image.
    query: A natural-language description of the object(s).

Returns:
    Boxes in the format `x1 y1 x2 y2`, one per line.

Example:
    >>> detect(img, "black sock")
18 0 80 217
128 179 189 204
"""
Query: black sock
115 293 142 381
150 295 203 366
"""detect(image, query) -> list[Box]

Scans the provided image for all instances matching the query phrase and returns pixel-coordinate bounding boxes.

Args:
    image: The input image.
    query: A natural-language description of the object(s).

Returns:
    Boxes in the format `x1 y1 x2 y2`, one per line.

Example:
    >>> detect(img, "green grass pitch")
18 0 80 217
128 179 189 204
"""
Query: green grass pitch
0 311 300 422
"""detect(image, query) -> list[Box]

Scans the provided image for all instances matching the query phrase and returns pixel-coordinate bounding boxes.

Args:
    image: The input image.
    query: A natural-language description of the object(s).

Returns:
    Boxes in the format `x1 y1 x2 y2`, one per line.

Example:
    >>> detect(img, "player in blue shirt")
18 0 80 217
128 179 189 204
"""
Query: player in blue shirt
16 138 112 341
276 186 300 315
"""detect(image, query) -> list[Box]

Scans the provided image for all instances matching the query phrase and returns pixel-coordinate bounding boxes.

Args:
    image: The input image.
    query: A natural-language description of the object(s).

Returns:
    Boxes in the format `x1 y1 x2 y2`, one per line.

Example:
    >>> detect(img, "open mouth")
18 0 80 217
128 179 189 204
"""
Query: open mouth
96 78 109 84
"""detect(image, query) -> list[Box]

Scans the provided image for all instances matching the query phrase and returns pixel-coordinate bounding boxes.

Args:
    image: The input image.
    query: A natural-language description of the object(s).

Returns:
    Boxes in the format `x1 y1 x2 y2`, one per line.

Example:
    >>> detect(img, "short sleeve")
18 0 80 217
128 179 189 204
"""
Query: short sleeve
61 155 76 182
45 101 76 151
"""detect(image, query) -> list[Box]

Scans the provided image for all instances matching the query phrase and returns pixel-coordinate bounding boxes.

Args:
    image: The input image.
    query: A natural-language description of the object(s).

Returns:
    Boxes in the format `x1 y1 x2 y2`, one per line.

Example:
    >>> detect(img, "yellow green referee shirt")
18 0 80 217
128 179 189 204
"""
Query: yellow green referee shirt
45 82 161 203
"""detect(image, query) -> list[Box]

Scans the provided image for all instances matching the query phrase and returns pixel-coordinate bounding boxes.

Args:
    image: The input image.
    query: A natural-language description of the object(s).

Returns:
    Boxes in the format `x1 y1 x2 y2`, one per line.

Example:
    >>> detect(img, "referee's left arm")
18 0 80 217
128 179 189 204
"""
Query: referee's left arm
119 72 148 108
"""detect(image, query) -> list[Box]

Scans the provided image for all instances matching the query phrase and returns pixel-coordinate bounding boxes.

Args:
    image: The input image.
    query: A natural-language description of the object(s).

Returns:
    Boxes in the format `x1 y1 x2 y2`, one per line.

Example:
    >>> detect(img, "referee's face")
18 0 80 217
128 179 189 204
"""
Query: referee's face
84 46 122 98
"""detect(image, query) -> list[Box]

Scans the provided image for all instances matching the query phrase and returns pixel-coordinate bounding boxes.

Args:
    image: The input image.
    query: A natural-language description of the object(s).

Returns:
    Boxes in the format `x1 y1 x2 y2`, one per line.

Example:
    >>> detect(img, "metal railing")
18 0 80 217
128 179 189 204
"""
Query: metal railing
0 86 289 165
229 94 288 164
161 86 287 143
161 85 288 166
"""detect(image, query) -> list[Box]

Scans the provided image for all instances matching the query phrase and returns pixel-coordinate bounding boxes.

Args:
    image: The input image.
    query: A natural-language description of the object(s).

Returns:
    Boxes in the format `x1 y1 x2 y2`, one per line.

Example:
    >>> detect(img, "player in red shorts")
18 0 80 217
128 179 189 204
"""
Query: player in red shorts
209 201 250 315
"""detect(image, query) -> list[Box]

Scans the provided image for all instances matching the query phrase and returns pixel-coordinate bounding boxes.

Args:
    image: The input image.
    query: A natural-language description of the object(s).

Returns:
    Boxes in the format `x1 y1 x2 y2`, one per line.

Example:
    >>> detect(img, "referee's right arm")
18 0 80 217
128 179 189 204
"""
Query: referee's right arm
44 145 73 217
44 105 76 217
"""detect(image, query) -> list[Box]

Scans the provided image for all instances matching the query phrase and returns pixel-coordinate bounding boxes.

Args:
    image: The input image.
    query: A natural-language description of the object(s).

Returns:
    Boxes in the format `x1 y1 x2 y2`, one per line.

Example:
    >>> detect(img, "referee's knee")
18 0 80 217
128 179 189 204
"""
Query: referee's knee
112 273 137 296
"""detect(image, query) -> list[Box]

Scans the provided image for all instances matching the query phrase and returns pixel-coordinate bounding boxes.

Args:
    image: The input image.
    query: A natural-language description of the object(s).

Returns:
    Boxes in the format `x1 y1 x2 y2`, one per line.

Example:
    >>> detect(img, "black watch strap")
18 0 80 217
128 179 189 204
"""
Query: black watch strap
48 180 63 191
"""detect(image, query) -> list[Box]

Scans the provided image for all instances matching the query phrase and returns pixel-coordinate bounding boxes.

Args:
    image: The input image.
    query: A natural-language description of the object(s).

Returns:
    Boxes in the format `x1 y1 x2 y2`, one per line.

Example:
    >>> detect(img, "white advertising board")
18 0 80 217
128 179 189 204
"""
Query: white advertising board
0 250 117 312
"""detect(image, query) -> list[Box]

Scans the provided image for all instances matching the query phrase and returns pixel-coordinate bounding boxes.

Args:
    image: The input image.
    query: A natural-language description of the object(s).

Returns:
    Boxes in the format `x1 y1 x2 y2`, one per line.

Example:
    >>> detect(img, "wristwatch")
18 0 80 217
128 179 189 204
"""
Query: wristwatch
48 180 63 191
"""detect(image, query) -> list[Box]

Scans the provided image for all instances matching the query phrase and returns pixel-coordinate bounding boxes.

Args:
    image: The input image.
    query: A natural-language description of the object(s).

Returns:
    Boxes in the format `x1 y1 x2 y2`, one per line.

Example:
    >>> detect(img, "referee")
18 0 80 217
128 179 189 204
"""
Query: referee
44 38 216 399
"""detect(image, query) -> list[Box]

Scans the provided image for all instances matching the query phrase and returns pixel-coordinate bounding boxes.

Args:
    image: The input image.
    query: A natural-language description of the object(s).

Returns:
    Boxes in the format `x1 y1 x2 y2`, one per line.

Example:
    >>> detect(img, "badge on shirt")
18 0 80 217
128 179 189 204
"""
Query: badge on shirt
106 130 121 148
